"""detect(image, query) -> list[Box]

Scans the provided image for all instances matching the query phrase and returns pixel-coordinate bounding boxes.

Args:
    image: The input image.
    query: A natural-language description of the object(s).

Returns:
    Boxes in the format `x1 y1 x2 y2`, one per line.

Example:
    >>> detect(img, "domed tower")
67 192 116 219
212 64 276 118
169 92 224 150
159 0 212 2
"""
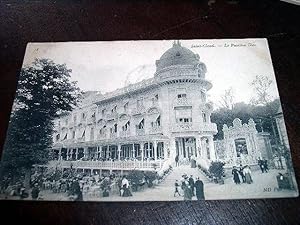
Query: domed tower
156 41 217 169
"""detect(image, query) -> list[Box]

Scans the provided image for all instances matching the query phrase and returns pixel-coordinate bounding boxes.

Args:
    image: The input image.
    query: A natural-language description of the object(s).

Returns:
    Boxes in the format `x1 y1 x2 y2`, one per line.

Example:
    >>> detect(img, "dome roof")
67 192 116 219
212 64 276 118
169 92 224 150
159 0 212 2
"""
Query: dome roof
156 41 200 71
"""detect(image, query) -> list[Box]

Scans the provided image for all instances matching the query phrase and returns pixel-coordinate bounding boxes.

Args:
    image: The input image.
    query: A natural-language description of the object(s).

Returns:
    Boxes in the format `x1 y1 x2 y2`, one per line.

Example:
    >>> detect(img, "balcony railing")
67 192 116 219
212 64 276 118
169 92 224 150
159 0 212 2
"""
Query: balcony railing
106 112 118 121
87 116 96 124
199 123 218 133
172 123 193 132
136 128 145 136
97 133 108 140
119 130 131 138
173 98 192 108
47 159 165 171
68 121 75 128
149 125 162 134
131 105 146 115
109 132 118 139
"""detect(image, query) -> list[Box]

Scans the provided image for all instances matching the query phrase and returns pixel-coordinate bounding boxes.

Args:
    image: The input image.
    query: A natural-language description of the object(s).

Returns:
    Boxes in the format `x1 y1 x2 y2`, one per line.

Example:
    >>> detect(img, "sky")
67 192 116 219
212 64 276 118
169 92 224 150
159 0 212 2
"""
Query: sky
22 39 280 108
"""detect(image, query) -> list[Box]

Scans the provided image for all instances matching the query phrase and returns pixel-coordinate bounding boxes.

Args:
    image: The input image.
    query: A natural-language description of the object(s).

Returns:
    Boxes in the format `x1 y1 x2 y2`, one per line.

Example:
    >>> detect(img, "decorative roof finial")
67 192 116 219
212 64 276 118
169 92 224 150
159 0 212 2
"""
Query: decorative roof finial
173 40 181 47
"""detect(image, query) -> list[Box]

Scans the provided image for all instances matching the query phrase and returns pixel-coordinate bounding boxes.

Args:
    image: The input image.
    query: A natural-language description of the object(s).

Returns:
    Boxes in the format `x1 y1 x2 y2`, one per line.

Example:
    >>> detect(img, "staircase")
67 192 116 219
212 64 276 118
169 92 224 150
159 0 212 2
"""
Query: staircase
161 165 208 187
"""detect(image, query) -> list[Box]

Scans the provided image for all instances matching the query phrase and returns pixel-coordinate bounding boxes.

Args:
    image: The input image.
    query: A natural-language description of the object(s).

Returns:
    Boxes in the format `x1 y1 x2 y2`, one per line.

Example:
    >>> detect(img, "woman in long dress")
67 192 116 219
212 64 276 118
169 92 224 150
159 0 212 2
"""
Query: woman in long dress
232 166 241 184
243 166 253 184
121 176 132 197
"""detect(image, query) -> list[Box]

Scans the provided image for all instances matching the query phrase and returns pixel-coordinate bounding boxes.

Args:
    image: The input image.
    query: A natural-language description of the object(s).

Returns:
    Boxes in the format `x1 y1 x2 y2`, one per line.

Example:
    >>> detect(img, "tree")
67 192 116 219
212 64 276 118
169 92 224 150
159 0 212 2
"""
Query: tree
219 87 235 110
250 75 273 105
211 99 280 140
1 59 81 187
208 161 225 184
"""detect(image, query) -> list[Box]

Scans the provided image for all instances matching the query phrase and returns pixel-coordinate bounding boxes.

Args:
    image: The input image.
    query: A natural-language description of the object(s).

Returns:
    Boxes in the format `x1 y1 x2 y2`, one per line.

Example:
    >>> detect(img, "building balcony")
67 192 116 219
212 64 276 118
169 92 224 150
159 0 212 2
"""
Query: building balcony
97 133 108 140
109 132 118 139
77 119 87 126
119 130 131 138
87 116 96 124
47 159 165 171
106 112 118 121
68 121 75 128
149 125 162 134
77 137 86 142
136 128 145 136
172 122 217 134
198 122 218 134
131 105 146 115
172 122 193 132
173 98 192 108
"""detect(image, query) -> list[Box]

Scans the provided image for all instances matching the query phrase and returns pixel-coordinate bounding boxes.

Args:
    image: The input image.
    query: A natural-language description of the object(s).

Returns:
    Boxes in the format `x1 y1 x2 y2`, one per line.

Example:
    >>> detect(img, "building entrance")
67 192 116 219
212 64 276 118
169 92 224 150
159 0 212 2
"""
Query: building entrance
175 137 197 160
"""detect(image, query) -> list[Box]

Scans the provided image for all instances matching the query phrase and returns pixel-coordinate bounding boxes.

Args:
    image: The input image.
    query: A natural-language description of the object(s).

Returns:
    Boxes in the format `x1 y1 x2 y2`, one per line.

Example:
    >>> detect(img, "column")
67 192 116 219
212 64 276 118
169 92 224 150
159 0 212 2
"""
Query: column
107 145 110 159
96 146 99 159
169 138 176 163
118 144 121 160
141 142 144 162
83 147 88 159
132 143 135 158
75 148 78 160
59 148 62 161
208 136 216 161
66 148 69 160
99 146 102 159
154 141 157 160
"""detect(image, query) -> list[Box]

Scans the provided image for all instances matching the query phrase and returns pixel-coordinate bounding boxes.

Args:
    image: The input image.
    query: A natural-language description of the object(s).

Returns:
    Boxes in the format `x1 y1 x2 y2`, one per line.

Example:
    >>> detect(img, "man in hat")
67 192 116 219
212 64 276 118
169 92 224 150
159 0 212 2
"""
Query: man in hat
195 177 205 200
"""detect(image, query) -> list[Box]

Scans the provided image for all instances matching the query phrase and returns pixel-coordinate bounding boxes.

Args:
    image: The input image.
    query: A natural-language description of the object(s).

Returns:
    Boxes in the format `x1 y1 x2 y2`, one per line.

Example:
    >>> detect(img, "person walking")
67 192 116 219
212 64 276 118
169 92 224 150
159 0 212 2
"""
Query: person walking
195 177 205 200
232 166 241 184
183 185 193 200
174 180 181 197
188 175 195 196
121 175 132 197
239 164 246 183
263 159 269 173
243 166 253 184
258 158 265 173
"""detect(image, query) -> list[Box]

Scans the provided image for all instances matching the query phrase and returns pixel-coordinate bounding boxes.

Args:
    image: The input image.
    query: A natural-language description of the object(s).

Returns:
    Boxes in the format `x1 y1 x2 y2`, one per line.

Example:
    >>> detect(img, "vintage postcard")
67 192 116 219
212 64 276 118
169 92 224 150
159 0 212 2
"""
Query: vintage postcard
0 39 298 201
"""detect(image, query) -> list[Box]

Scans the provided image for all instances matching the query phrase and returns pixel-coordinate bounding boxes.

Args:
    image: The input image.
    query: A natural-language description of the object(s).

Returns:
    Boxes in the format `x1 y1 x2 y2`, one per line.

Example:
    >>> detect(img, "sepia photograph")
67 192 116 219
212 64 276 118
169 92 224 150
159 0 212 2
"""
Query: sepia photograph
0 38 298 201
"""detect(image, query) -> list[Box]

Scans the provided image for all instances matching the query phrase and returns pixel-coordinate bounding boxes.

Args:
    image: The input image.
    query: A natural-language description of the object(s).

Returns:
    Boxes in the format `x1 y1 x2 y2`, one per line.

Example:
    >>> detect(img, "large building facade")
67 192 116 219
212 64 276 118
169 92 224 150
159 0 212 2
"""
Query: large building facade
50 41 218 173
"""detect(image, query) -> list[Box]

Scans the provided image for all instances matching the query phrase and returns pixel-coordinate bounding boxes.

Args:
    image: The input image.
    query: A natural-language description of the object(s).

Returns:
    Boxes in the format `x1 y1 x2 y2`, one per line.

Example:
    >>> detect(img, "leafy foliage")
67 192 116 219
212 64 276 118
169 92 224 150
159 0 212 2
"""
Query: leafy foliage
211 99 280 140
1 59 81 177
208 161 225 180
127 170 145 187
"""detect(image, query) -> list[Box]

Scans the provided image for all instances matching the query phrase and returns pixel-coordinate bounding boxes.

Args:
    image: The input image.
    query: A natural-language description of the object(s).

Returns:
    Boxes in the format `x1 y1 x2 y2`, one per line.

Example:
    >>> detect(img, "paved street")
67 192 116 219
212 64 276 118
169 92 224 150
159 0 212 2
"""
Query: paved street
27 165 298 202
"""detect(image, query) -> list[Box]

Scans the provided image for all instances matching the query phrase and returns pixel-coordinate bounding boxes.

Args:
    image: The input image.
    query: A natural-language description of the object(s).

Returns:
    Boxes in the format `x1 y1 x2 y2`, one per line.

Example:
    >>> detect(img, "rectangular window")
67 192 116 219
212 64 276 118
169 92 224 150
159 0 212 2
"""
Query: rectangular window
177 93 187 99
102 109 106 116
72 131 75 139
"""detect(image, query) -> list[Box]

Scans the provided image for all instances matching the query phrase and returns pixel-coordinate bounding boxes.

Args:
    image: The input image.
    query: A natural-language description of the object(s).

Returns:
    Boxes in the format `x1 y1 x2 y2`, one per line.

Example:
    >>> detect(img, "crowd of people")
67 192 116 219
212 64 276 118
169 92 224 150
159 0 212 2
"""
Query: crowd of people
174 174 205 200
231 164 253 184
0 169 131 201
